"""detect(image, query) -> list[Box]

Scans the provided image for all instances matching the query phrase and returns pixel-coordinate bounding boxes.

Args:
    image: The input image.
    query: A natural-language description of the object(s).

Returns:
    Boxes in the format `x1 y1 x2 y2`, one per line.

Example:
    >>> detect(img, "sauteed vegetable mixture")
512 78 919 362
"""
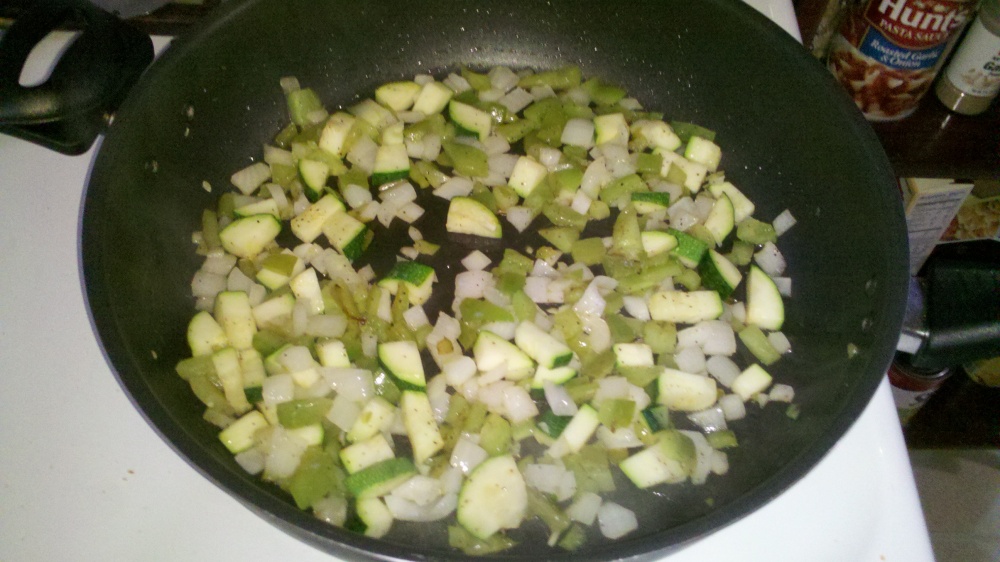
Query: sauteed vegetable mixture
176 65 798 553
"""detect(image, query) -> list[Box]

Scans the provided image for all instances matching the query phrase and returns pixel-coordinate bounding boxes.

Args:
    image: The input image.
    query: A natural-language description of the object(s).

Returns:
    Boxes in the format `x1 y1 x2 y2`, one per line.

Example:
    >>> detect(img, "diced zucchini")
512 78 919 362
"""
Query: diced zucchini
667 228 708 268
371 143 410 187
219 214 281 259
378 260 436 305
412 81 454 115
218 410 269 453
708 181 755 223
322 211 369 262
630 192 671 214
289 268 325 315
187 310 229 357
658 369 717 412
214 291 257 350
340 433 396 474
252 292 295 330
256 253 302 290
447 196 502 238
648 290 723 324
400 390 445 465
472 330 534 380
319 112 356 157
698 249 742 300
375 80 421 112
355 497 394 538
513 321 573 369
619 430 695 488
211 347 252 414
640 230 678 257
531 365 578 389
350 98 396 131
290 194 346 244
746 265 784 331
299 158 330 200
234 198 280 219
345 457 417 499
613 342 654 367
732 363 773 401
378 340 426 390
507 156 548 198
593 113 629 145
457 455 527 540
449 100 492 141
684 135 722 172
316 339 351 368
703 193 734 246
347 396 397 443
557 404 601 454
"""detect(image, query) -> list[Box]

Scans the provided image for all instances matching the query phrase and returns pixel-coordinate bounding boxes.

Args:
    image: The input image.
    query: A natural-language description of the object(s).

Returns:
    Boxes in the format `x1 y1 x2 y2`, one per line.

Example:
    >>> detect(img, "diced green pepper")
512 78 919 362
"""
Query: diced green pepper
441 140 489 178
277 398 334 428
288 447 346 509
517 65 582 91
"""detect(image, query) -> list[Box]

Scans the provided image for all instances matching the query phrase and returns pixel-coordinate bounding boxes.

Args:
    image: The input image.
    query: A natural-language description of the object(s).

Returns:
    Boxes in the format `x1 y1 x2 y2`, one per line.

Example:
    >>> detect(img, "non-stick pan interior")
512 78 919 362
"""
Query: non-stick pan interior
81 0 908 560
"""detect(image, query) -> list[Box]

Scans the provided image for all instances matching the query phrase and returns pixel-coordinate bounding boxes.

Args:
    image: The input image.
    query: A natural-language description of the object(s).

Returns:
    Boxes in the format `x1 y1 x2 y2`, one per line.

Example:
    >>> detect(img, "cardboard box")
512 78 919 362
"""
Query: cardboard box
901 178 975 275
940 180 1000 245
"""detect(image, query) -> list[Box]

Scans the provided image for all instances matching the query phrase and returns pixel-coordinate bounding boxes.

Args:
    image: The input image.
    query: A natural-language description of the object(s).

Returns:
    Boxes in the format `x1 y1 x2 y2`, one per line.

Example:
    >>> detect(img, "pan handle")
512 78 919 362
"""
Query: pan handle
0 0 153 155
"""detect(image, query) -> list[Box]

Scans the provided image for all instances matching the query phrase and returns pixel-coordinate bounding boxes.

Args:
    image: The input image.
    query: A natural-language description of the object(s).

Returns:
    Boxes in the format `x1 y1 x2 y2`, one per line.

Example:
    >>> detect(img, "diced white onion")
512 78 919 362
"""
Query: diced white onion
403 305 429 330
461 250 492 271
561 118 596 149
427 374 450 423
768 331 792 355
201 253 237 275
488 66 519 92
389 474 443 507
769 383 795 403
396 202 425 223
503 385 539 423
431 176 472 200
524 463 576 502
230 162 271 196
543 381 578 416
505 206 536 232
710 450 730 476
191 271 227 299
754 242 786 277
498 87 533 114
773 276 792 297
450 437 488 474
596 426 643 450
262 373 295 407
719 393 747 421
621 295 651 321
681 430 713 485
674 346 707 374
342 183 372 209
264 427 308 479
687 406 728 433
442 72 471 93
324 368 375 402
306 314 348 338
234 447 265 475
570 190 592 215
598 502 638 539
567 492 602 525
773 209 797 236
443 355 477 388
454 270 493 302
706 355 741 388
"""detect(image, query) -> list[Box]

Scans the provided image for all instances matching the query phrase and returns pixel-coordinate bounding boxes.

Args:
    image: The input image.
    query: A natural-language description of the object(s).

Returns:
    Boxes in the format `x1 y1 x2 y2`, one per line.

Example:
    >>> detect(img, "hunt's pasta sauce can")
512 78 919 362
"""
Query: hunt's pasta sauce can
828 0 977 120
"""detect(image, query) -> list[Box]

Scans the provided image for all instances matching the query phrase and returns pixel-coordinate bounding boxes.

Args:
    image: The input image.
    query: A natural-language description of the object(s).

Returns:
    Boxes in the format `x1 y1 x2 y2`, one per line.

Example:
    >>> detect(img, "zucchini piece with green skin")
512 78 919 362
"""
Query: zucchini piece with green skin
555 404 601 454
738 325 782 365
251 292 295 331
658 150 708 193
667 228 708 268
355 497 394 538
187 310 229 357
648 290 723 324
746 265 785 330
288 267 325 315
630 191 671 214
340 433 396 474
298 158 330 201
613 342 654 367
211 347 252 415
412 81 454 116
371 143 410 187
657 369 717 412
698 249 743 300
344 457 417 498
593 113 629 145
513 321 573 369
507 156 548 198
703 192 735 246
473 330 535 381
708 181 755 223
214 291 257 350
684 135 722 172
732 363 773 401
619 430 695 488
218 410 269 454
446 196 502 238
234 198 280 219
219 214 281 259
378 260 435 305
378 340 426 391
401 390 445 466
319 112 356 157
449 100 493 141
255 253 302 290
322 211 369 262
640 231 678 257
291 194 346 244
457 455 528 540
375 80 421 112
531 365 577 389
347 396 397 443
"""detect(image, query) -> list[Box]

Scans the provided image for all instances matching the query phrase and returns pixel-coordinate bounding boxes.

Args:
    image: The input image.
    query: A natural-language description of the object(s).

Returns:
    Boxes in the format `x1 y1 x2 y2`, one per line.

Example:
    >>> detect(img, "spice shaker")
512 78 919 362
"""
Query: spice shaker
828 0 977 121
935 0 1000 115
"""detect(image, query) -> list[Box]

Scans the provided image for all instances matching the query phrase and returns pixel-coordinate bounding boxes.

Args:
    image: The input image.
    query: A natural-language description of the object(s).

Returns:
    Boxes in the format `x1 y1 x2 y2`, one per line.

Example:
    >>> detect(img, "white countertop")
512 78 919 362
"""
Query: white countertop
0 3 932 561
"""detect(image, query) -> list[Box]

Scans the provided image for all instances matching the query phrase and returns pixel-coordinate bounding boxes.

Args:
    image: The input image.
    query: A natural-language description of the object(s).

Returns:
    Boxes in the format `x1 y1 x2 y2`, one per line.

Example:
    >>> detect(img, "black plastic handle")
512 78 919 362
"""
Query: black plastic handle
0 0 153 155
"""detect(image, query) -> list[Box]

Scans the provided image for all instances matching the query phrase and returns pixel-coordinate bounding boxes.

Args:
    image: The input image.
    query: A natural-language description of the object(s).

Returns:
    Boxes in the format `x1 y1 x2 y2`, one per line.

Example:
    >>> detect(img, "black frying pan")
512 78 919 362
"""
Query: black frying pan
1 0 908 560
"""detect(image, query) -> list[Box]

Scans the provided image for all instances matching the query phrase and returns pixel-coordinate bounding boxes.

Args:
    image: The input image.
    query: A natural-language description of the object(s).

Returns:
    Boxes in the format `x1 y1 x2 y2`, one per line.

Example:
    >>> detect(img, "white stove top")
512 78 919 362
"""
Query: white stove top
0 3 932 561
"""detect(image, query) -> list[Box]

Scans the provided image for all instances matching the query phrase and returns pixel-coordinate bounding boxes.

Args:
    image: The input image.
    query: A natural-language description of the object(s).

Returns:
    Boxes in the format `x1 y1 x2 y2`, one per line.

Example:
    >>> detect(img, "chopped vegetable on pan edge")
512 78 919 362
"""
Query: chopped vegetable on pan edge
179 65 800 553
